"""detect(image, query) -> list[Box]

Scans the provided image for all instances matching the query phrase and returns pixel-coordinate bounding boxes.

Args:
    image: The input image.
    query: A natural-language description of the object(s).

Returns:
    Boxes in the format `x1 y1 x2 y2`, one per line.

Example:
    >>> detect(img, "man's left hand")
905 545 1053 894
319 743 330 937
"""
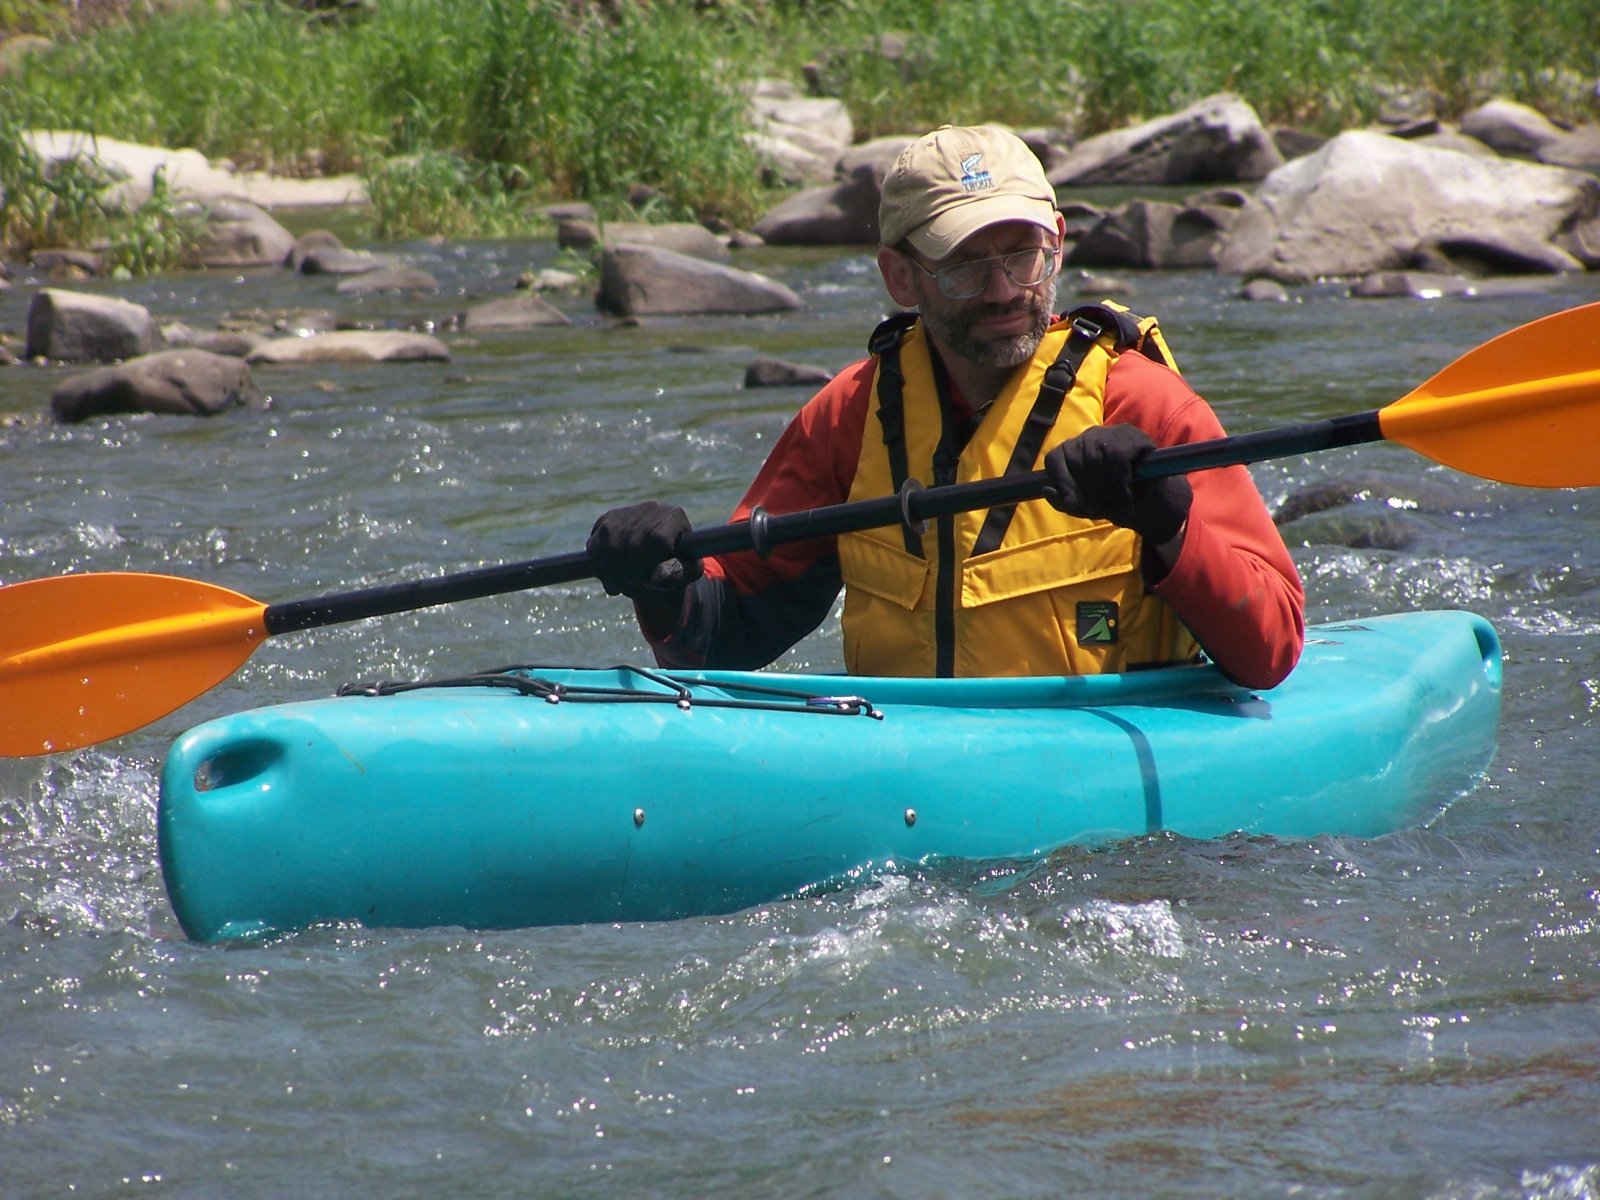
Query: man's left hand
1043 424 1192 546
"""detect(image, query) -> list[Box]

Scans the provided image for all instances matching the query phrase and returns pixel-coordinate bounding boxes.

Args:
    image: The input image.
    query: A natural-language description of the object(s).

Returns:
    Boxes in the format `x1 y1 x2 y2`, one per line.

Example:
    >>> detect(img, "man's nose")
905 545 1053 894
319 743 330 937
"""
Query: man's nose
978 259 1024 302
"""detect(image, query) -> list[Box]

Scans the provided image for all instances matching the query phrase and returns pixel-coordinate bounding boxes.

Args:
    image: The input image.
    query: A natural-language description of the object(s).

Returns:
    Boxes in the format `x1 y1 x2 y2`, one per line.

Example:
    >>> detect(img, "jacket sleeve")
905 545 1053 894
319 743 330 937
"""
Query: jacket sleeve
1104 352 1306 689
643 360 876 671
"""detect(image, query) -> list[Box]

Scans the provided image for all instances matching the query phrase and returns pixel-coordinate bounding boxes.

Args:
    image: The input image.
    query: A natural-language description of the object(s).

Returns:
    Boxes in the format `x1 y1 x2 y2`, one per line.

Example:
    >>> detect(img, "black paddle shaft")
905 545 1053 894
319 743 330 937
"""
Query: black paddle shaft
263 410 1383 637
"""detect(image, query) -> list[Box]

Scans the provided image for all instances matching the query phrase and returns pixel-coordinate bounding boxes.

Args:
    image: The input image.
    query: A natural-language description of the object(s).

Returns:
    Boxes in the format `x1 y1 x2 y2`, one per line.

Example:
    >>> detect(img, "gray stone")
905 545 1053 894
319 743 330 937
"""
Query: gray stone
246 330 451 364
25 289 160 362
744 356 833 388
196 198 296 268
1048 93 1283 186
596 245 803 317
751 162 881 246
1461 98 1567 159
51 349 263 422
333 268 440 294
459 293 572 331
1217 131 1598 282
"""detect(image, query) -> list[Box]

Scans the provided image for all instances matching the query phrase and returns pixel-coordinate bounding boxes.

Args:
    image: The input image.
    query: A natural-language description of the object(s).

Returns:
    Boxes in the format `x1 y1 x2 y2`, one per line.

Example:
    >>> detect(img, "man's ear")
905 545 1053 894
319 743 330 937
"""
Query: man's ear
877 246 922 309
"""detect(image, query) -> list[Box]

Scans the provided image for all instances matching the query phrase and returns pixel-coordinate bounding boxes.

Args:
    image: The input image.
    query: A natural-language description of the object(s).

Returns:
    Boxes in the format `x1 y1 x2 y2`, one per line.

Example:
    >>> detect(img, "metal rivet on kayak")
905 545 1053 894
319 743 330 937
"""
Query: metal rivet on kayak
904 808 917 827
634 808 646 828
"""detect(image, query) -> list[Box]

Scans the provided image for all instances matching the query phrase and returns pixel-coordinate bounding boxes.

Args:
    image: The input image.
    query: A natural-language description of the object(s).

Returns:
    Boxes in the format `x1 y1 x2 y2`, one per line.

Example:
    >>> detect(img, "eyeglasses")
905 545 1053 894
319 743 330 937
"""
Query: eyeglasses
907 245 1061 299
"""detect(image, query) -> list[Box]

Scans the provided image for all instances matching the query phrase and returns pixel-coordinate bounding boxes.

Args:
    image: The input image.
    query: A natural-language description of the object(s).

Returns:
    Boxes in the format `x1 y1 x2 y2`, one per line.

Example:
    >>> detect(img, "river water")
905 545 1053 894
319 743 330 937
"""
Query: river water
2 228 1598 1198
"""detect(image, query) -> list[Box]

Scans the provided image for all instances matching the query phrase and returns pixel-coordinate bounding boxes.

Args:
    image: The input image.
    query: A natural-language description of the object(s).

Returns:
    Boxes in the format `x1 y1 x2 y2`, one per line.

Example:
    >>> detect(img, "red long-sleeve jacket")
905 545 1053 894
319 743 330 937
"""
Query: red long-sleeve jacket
641 342 1305 689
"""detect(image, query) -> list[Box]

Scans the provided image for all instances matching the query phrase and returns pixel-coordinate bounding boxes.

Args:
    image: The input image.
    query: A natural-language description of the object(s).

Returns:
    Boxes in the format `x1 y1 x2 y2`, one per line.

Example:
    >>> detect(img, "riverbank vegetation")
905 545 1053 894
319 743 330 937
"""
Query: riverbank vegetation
3 0 1597 265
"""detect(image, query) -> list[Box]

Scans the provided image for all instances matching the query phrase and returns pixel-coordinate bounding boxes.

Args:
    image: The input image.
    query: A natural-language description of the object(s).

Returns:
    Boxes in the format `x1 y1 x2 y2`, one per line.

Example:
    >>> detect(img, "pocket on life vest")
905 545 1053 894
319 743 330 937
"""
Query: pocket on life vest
961 524 1140 608
838 533 931 610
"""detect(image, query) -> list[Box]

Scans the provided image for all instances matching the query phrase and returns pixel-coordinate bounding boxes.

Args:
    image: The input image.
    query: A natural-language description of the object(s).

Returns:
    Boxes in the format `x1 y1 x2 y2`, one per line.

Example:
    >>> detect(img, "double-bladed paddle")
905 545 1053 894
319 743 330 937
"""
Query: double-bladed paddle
3 300 1598 757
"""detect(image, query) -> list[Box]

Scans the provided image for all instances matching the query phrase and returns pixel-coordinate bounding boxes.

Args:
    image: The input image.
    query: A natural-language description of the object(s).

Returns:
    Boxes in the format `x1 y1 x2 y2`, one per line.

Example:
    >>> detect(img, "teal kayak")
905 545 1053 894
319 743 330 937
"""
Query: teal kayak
158 610 1503 942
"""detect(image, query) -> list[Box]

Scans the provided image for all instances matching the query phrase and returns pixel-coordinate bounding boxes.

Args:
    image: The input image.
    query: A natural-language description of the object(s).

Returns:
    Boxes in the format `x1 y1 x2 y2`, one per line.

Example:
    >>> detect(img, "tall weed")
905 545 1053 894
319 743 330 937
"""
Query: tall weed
2 0 1595 251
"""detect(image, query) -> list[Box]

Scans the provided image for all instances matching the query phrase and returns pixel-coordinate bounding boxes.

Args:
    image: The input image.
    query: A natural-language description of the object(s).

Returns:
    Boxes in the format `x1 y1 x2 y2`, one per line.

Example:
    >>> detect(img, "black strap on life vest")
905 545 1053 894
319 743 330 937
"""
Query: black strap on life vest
967 309 1107 557
868 312 927 555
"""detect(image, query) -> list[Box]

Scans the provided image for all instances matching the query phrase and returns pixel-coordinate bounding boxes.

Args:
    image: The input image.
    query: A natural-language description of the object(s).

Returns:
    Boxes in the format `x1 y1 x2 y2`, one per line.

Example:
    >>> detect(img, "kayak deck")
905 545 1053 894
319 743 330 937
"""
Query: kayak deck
158 610 1503 941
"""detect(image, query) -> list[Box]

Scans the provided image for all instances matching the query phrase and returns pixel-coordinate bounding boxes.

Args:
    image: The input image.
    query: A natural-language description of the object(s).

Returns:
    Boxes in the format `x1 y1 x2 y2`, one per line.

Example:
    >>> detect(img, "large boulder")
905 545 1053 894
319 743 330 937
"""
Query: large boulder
195 199 296 268
51 349 263 422
751 161 882 246
1216 131 1600 282
1047 93 1283 186
22 130 366 208
25 289 160 362
596 245 802 316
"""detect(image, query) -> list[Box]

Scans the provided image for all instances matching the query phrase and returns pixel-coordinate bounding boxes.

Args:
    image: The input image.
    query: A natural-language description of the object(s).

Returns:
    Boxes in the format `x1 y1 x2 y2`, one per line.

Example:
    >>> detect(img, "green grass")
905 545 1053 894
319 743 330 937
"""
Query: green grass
1 0 1596 262
743 0 1600 137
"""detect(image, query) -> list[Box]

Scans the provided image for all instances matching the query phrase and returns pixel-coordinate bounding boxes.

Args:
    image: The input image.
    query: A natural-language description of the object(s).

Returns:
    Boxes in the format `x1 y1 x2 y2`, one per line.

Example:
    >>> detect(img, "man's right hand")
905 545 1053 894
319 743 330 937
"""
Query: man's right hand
586 502 704 600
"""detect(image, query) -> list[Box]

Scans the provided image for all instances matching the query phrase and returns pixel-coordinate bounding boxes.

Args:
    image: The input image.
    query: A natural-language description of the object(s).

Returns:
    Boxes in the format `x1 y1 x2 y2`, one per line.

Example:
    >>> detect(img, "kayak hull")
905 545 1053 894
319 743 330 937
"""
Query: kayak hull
158 610 1503 941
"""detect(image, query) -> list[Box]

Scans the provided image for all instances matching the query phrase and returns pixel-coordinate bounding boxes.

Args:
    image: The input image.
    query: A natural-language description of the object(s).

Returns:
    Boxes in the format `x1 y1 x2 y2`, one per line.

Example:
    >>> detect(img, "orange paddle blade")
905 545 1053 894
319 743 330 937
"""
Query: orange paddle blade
0 573 266 757
1380 301 1600 487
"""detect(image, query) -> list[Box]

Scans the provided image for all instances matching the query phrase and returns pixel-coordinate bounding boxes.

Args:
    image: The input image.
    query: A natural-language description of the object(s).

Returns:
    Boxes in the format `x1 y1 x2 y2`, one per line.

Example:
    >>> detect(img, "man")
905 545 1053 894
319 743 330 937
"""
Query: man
587 125 1304 688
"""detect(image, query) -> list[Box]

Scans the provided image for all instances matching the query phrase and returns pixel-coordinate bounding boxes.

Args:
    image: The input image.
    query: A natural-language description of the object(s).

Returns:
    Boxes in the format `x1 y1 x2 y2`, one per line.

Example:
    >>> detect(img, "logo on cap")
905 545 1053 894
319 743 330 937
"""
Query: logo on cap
959 153 993 193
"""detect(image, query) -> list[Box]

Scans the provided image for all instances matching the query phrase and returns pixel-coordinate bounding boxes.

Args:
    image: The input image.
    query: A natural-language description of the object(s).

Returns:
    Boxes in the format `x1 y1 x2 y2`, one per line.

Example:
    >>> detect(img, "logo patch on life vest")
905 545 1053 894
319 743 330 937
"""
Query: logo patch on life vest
1076 601 1119 645
959 153 993 192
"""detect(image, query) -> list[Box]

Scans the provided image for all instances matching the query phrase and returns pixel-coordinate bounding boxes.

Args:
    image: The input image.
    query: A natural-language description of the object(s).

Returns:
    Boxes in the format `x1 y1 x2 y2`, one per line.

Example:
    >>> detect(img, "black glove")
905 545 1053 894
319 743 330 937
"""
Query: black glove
1043 424 1192 546
586 501 704 600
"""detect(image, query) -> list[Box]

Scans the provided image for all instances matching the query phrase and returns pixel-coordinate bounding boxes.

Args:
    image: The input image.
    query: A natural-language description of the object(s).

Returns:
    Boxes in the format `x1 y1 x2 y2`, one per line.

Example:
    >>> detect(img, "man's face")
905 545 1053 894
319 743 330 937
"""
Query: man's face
904 221 1060 373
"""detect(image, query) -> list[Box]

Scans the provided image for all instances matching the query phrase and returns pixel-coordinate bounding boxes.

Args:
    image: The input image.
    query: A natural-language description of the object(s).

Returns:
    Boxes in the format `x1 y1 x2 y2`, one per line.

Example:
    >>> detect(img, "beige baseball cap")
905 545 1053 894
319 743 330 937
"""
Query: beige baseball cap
878 125 1059 259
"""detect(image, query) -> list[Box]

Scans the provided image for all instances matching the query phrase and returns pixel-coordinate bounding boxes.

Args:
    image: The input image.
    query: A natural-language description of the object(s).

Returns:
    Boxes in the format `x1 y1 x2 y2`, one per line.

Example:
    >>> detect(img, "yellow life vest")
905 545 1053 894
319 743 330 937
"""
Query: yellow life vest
838 304 1200 678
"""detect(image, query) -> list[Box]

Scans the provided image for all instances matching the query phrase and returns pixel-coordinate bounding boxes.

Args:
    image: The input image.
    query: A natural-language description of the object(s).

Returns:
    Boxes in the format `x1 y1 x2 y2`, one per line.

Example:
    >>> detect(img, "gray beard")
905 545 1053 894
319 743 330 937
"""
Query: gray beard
921 276 1058 372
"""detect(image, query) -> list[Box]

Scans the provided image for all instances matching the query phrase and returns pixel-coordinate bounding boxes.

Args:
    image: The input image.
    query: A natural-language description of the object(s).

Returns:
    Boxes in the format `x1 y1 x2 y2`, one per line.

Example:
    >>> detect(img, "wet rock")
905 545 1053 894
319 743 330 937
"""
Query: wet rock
458 293 572 331
1349 271 1478 299
25 288 160 362
292 230 385 275
558 220 731 262
744 356 833 388
1272 481 1365 525
519 267 584 291
195 198 296 268
597 244 803 317
1066 198 1236 269
50 349 263 422
245 330 451 364
333 268 440 294
161 322 271 357
751 161 881 246
1239 277 1291 302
